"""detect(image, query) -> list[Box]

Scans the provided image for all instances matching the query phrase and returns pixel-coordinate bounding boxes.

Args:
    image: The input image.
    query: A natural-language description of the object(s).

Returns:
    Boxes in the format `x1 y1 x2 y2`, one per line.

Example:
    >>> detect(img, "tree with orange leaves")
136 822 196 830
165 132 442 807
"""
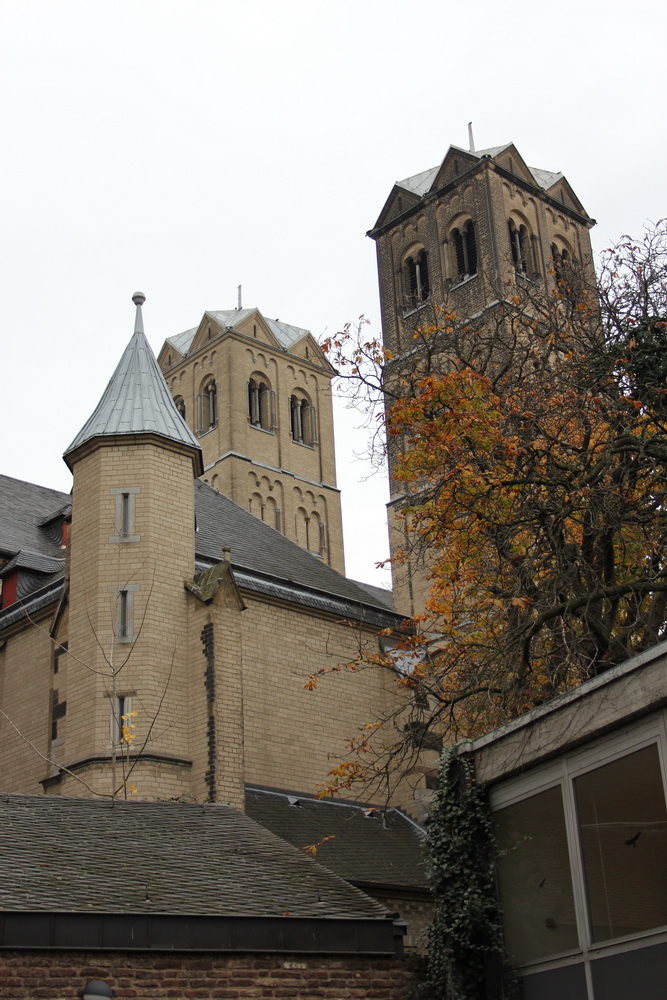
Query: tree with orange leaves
317 224 667 795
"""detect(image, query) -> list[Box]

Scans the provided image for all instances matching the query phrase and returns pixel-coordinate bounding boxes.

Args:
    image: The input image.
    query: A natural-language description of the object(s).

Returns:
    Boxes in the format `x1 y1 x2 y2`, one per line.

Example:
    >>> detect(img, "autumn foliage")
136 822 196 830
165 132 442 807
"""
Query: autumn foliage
319 224 667 791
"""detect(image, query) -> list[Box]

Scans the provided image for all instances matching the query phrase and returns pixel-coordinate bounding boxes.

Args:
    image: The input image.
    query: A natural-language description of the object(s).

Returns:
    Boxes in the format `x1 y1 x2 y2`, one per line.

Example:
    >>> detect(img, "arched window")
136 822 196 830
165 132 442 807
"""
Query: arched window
198 379 217 433
174 396 186 420
551 242 572 287
451 221 478 282
405 249 430 305
509 219 536 276
290 393 317 446
248 377 273 430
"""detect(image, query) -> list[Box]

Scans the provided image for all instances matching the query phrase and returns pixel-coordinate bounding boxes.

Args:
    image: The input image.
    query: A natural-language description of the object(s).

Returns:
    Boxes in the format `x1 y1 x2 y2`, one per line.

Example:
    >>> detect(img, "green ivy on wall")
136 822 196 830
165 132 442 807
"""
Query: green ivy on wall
424 744 504 1000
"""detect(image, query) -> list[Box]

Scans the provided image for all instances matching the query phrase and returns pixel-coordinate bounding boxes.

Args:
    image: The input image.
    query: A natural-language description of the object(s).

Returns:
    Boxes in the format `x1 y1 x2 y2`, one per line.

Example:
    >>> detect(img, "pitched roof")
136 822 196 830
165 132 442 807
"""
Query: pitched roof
164 308 312 359
0 473 400 629
396 142 564 201
0 794 392 921
245 786 427 891
64 293 201 466
194 480 399 622
0 475 70 561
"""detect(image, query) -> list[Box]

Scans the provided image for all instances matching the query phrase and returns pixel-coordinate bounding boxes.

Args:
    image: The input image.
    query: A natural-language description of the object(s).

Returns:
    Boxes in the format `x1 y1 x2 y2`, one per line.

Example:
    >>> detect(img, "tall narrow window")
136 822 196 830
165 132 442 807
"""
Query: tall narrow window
113 584 137 642
405 249 430 305
111 695 133 745
110 487 140 543
174 396 186 419
290 395 302 442
509 220 529 274
452 221 478 281
200 380 217 432
121 493 130 537
119 590 129 639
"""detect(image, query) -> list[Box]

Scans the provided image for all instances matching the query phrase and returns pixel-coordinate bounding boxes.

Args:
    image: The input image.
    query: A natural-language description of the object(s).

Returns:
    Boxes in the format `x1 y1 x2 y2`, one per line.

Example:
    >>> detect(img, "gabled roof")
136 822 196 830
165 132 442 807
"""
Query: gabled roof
246 786 428 891
0 794 391 921
162 308 315 360
194 481 399 623
64 293 202 468
372 141 586 233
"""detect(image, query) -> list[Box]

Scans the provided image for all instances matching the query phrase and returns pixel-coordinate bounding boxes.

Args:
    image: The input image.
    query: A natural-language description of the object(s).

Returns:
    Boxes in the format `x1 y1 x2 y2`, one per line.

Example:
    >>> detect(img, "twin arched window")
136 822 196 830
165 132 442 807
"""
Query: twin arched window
290 394 317 446
551 242 572 286
508 218 540 278
248 378 273 430
451 221 478 282
405 249 430 306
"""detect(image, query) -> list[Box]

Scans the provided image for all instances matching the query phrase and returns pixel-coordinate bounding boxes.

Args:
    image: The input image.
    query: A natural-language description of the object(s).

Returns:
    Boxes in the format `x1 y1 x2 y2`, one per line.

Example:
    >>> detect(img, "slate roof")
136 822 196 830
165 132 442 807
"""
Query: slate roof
64 294 201 465
396 143 564 199
0 475 70 562
0 794 393 921
0 473 400 630
245 786 427 891
194 480 399 621
165 308 312 360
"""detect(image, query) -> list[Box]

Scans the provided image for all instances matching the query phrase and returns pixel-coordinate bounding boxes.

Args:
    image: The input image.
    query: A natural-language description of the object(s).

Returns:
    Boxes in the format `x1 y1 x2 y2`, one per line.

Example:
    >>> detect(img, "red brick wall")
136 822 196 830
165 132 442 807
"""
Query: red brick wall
0 950 415 999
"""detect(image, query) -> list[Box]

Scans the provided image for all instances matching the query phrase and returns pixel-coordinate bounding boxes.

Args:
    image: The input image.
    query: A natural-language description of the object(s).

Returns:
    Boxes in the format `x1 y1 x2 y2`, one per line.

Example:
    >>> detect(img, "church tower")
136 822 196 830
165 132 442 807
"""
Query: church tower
368 141 595 614
157 308 345 575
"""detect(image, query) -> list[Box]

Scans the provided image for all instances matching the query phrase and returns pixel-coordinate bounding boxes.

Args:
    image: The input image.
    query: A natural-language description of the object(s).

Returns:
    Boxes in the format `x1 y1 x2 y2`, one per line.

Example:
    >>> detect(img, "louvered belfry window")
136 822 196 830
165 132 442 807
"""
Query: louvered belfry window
452 221 478 281
406 249 430 305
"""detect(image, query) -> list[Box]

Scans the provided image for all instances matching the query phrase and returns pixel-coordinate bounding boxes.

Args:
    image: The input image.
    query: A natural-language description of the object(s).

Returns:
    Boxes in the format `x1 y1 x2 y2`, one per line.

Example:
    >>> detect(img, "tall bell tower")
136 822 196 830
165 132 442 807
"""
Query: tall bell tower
158 308 345 575
368 141 595 614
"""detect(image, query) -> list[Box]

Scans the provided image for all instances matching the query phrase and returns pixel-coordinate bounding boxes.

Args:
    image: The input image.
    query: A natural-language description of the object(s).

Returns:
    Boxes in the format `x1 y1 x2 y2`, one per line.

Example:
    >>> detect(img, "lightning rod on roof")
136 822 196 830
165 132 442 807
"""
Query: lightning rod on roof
237 285 242 310
468 122 475 154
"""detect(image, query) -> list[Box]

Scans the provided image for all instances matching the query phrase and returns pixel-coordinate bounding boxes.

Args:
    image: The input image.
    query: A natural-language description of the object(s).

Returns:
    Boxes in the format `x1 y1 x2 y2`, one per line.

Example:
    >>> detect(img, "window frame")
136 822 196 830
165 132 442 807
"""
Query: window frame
109 487 141 543
490 711 667 977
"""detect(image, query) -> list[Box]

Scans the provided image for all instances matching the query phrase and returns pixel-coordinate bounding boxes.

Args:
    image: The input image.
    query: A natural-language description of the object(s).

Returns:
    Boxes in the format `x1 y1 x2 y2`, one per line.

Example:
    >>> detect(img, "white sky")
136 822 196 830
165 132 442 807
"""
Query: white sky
2 0 666 585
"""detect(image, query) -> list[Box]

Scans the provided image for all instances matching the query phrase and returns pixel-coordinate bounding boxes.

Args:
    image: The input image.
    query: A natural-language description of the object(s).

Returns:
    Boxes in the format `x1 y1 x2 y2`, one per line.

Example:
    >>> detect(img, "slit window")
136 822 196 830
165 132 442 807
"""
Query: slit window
110 487 140 543
111 695 134 745
112 584 137 642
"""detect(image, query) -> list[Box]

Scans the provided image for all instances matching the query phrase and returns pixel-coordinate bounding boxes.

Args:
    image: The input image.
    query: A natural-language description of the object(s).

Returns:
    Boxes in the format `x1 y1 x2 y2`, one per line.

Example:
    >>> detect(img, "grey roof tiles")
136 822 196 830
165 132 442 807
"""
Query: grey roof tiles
194 480 399 619
0 794 392 921
245 786 427 891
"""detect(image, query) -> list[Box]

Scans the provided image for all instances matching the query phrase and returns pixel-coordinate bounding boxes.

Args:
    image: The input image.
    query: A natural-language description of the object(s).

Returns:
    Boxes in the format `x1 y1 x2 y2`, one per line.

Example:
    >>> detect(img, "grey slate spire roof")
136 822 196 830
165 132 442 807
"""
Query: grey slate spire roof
64 292 202 469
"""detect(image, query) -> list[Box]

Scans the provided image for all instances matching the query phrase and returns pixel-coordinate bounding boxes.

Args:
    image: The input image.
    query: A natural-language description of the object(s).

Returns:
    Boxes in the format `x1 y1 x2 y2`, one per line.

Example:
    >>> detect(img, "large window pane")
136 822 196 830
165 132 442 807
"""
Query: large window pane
495 786 579 963
574 744 667 943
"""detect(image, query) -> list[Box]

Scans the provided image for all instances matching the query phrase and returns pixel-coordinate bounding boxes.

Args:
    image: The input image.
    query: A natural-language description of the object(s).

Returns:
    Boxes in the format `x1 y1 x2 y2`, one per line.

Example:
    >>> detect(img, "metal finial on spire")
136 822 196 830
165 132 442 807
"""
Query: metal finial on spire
132 291 146 334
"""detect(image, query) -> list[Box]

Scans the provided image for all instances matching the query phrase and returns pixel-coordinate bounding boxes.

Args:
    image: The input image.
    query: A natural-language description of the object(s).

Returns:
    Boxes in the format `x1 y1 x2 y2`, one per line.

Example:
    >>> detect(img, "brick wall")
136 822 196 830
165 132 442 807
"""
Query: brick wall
0 950 415 999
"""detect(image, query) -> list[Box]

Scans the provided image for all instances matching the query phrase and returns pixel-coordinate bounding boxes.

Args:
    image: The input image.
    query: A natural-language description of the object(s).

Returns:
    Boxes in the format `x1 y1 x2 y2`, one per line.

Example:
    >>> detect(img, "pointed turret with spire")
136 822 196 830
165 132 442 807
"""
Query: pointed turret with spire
60 294 202 800
64 293 202 475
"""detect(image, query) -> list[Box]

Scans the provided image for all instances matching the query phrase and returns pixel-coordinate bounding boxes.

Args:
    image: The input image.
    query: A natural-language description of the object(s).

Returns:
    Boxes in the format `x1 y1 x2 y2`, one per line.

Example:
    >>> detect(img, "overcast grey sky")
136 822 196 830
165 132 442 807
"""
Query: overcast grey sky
2 0 665 584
